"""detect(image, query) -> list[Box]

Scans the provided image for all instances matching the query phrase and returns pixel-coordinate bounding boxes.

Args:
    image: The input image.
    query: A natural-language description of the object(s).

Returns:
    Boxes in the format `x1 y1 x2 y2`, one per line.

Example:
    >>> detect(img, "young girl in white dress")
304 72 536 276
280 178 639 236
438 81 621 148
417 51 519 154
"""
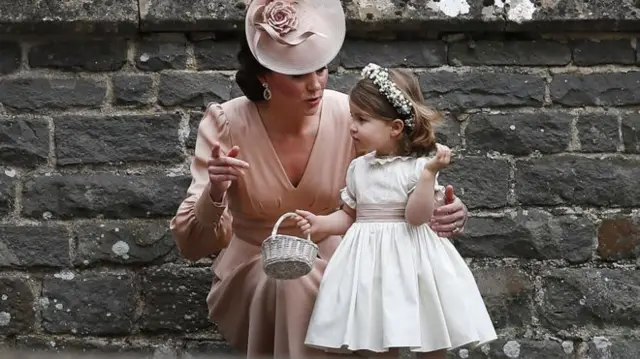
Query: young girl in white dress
295 63 497 359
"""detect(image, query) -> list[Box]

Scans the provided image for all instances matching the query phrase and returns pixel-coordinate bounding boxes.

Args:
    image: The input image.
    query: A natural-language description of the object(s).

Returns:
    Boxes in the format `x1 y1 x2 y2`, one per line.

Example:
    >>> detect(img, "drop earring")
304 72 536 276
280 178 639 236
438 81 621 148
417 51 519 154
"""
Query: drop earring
262 82 272 101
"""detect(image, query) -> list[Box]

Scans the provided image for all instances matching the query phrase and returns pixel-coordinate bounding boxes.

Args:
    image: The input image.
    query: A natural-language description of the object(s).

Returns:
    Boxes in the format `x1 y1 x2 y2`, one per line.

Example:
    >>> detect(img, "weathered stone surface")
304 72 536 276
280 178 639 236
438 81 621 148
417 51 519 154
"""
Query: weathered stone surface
341 40 446 68
41 272 136 335
14 335 159 356
0 77 106 111
21 174 191 220
471 267 534 329
3 0 640 35
0 277 36 335
0 225 70 268
229 81 244 100
550 72 640 107
515 156 640 207
539 268 640 330
597 216 640 261
136 0 640 34
28 41 127 72
139 0 249 32
448 339 573 359
158 72 232 108
54 114 183 165
327 55 341 74
577 112 620 152
112 75 154 106
184 340 237 356
347 1 507 32
622 113 640 154
438 157 510 209
449 40 570 66
194 40 240 70
420 71 545 110
0 42 21 74
457 210 595 263
73 220 177 266
0 117 49 168
572 39 636 66
135 34 188 71
587 337 640 359
0 0 139 34
188 111 204 150
139 0 505 33
504 0 640 32
434 114 462 148
465 111 572 155
326 72 359 94
0 171 16 217
2 7 640 354
140 266 212 332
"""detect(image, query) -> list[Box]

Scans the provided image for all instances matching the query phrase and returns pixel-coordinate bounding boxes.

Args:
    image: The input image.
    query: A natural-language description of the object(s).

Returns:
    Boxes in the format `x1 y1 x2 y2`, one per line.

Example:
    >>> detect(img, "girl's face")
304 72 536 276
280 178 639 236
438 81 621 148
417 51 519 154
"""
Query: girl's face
349 100 405 156
262 67 328 116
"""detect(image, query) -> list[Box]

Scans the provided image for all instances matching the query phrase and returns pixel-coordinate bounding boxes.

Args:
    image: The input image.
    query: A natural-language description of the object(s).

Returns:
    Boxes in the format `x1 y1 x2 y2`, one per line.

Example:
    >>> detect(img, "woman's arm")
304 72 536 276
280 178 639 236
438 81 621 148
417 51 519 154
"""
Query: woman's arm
170 188 232 260
169 104 233 260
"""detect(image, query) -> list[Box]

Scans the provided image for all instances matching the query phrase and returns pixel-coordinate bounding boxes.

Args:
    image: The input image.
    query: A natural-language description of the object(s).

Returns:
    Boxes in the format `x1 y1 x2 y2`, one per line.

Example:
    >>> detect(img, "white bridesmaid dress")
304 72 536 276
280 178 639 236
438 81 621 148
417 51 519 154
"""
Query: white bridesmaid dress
304 152 497 353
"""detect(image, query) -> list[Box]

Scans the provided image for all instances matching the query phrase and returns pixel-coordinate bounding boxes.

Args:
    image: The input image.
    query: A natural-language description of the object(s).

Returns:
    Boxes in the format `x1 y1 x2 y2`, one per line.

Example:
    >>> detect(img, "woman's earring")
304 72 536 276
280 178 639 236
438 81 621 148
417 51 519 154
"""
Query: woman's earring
262 83 272 101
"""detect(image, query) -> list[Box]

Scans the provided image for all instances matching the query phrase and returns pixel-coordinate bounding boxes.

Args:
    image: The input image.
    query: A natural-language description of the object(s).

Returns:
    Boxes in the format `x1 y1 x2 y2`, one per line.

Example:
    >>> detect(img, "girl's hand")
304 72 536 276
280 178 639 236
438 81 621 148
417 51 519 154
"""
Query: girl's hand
424 143 451 174
295 209 323 240
207 142 250 201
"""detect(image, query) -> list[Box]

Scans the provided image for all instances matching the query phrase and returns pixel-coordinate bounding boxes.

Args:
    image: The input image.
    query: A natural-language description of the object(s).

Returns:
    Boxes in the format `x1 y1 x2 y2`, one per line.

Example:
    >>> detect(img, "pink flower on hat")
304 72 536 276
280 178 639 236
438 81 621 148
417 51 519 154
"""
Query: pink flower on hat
261 0 299 36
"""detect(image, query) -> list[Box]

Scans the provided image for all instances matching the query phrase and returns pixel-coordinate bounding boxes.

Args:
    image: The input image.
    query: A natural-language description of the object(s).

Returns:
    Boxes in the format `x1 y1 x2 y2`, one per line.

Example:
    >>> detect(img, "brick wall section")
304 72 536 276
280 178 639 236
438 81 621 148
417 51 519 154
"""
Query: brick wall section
0 31 639 359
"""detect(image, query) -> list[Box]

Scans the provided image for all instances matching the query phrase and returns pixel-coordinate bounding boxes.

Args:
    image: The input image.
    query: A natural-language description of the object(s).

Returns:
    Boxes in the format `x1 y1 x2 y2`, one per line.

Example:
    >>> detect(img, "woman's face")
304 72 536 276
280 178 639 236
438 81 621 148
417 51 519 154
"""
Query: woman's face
262 67 328 115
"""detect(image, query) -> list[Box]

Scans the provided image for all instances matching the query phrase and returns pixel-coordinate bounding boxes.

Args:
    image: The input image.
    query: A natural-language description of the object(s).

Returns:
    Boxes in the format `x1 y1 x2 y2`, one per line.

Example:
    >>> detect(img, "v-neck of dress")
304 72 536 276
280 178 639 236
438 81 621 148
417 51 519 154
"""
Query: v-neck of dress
252 99 326 191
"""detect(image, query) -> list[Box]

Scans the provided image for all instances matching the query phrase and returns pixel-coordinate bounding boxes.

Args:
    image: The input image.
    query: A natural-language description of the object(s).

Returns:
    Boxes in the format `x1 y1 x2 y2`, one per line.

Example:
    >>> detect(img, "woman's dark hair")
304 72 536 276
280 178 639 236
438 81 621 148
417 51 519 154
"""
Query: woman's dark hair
349 68 442 157
235 36 272 102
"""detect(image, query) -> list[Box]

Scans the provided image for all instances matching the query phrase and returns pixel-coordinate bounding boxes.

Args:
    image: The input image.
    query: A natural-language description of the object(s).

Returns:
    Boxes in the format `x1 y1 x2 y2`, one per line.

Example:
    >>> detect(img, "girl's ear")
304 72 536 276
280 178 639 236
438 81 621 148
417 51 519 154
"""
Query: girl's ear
390 119 405 137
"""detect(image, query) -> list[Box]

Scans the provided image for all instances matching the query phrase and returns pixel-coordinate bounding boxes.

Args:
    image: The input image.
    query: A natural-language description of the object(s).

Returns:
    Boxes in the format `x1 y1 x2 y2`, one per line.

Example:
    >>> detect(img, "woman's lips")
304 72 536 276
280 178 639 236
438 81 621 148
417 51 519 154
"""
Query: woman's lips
306 97 321 107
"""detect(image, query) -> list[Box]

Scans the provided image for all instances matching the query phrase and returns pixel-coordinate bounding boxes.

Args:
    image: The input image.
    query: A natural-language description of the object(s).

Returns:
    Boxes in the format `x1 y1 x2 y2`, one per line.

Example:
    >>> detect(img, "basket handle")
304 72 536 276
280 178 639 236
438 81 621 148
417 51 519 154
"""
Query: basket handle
271 212 312 242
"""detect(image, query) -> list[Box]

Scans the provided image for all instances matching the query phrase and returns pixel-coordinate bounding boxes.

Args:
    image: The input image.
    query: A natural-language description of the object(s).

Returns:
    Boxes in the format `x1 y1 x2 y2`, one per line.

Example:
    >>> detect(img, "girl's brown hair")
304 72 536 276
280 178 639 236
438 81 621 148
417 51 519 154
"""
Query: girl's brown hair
349 68 442 157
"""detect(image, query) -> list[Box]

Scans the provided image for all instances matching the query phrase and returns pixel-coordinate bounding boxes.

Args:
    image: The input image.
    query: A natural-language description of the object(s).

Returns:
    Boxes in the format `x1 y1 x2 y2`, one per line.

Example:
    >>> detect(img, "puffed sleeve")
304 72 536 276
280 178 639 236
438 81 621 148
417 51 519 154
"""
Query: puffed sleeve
339 159 358 209
409 157 446 206
169 103 233 260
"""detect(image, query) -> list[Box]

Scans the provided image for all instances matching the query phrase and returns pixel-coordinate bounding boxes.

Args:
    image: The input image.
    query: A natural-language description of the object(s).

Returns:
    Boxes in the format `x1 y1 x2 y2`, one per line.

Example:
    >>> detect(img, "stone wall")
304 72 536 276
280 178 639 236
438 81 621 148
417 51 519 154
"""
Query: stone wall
1 1 640 358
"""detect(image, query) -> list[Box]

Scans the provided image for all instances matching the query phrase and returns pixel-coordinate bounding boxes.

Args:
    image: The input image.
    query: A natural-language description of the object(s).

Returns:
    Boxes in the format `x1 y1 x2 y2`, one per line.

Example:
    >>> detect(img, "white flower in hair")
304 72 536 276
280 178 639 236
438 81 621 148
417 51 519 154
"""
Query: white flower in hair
361 63 415 129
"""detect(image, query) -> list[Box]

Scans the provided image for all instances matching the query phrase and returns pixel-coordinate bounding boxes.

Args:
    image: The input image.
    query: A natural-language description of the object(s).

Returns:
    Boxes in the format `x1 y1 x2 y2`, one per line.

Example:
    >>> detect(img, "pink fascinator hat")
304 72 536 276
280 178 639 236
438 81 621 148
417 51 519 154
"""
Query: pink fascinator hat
244 0 346 75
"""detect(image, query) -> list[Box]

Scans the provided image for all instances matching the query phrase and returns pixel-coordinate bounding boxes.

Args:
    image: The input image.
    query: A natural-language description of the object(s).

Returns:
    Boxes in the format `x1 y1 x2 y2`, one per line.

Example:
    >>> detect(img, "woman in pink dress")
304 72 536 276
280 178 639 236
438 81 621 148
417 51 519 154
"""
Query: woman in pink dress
170 1 470 358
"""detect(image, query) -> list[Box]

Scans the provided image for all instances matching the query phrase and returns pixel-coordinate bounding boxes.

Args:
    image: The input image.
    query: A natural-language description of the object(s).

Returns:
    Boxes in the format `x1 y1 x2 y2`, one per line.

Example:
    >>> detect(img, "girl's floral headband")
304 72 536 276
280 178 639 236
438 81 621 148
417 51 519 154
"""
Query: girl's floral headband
361 63 415 130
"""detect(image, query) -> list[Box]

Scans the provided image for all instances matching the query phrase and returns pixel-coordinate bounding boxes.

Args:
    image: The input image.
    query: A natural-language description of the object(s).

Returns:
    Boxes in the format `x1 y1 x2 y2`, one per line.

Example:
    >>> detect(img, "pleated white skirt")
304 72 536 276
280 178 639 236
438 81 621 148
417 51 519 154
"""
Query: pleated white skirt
304 221 497 353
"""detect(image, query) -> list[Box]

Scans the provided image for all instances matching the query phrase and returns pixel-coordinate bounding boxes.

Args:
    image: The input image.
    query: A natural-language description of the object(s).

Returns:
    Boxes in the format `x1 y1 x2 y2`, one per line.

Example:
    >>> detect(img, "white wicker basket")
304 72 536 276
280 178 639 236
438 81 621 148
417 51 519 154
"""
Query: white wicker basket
261 212 319 280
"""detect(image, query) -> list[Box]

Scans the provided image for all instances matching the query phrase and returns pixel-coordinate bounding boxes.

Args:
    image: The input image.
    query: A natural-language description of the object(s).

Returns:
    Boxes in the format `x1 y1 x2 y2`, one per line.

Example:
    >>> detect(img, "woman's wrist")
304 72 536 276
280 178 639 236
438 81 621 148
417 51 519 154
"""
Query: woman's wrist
195 184 227 226
208 186 226 204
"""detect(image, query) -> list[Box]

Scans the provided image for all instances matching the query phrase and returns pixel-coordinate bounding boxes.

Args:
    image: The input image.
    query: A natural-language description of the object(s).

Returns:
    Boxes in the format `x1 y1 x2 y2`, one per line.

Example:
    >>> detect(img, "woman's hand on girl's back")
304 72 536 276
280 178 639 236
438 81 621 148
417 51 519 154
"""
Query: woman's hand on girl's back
207 142 250 201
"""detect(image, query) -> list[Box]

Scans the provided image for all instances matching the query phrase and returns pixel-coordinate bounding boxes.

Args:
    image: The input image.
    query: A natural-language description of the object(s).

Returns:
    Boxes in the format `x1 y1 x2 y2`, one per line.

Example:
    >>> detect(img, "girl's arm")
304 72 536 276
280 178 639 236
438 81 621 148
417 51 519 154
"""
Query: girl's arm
296 205 356 238
297 157 359 239
320 206 356 236
406 144 452 226
405 170 437 226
